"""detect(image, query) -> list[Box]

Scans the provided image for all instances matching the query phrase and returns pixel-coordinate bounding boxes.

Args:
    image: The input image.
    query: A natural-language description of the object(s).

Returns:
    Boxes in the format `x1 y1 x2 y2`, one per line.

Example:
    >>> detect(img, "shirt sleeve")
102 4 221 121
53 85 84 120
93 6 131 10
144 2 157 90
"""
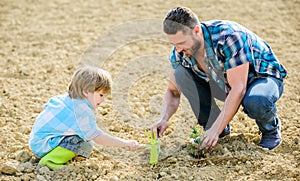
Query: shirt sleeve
169 46 181 69
73 102 103 141
222 31 253 70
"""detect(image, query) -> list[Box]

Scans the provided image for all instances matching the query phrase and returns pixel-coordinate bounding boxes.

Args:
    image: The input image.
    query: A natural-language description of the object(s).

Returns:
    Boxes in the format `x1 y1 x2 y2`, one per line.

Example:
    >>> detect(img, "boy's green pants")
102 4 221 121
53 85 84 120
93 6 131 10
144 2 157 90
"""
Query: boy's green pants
39 146 75 170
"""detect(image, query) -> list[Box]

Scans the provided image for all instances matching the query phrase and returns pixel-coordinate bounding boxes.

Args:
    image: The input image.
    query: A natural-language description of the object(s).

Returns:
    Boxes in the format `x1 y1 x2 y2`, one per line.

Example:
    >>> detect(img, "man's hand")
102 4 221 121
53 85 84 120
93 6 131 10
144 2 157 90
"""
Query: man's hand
151 120 168 138
199 128 219 150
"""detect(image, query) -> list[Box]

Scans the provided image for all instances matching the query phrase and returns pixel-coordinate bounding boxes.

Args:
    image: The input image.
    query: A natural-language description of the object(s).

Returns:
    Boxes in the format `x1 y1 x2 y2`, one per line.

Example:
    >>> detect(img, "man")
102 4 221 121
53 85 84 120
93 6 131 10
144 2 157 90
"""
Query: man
152 7 287 151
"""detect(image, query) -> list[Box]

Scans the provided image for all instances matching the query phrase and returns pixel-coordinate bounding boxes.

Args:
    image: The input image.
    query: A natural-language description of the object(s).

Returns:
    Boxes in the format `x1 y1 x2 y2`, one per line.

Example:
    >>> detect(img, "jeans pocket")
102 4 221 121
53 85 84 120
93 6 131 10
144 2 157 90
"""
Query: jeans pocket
69 136 82 144
60 135 83 144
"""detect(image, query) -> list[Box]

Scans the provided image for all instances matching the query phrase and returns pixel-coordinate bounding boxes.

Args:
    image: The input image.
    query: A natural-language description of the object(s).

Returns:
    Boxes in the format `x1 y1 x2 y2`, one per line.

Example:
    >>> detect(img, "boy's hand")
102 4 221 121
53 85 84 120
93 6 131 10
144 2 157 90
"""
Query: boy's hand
124 140 141 151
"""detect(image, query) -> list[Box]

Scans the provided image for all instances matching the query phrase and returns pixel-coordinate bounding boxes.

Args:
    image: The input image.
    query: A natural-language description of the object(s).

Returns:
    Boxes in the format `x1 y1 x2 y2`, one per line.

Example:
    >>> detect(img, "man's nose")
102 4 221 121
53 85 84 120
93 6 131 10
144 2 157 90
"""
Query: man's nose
176 46 183 53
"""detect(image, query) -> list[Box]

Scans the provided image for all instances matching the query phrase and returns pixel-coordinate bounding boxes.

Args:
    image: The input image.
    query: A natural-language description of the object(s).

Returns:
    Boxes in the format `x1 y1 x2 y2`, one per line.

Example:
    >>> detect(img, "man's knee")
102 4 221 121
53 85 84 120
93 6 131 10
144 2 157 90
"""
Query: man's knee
174 65 191 87
242 95 275 120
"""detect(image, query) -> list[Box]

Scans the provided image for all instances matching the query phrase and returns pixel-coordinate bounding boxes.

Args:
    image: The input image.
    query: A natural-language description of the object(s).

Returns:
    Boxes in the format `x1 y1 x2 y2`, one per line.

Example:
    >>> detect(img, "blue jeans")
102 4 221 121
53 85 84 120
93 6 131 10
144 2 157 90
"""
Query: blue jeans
174 65 284 134
58 135 93 158
242 75 284 134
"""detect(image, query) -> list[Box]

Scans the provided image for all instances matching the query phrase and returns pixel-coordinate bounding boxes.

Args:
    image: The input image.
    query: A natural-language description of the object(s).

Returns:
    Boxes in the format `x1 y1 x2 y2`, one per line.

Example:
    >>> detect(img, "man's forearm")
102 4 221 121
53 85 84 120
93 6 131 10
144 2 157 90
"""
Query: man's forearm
160 90 180 122
214 88 245 134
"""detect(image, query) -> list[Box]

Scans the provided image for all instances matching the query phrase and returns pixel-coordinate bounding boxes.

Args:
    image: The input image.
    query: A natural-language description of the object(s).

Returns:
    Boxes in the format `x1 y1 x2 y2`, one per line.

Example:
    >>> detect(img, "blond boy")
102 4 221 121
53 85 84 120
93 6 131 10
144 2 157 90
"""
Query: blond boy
29 66 139 170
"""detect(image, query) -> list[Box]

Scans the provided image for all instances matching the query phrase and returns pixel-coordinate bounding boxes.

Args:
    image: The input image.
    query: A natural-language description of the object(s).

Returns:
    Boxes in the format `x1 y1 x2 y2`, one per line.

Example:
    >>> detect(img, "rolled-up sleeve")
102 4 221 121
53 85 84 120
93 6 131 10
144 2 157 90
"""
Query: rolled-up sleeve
222 32 253 70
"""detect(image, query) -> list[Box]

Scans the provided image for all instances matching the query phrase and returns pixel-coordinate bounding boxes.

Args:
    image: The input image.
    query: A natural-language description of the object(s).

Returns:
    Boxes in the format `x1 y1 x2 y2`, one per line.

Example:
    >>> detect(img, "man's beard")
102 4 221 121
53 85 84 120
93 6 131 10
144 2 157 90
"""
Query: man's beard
191 37 201 56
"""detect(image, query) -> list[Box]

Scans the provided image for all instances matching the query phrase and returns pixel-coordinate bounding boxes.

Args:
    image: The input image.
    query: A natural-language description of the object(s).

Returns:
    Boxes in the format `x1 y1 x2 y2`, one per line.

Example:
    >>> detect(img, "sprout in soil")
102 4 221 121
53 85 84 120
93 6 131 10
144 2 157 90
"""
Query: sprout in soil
188 126 205 158
145 130 161 165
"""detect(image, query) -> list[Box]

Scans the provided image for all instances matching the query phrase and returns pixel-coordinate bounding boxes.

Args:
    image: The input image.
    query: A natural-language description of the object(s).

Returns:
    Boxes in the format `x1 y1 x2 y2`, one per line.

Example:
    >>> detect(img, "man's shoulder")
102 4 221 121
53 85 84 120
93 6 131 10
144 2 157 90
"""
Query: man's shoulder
202 20 239 27
202 20 246 33
202 20 254 43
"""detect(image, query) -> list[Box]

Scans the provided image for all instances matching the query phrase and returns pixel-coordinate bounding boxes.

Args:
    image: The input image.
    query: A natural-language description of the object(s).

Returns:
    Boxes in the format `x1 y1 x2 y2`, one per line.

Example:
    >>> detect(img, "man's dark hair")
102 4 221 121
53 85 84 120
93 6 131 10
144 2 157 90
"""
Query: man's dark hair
163 7 199 35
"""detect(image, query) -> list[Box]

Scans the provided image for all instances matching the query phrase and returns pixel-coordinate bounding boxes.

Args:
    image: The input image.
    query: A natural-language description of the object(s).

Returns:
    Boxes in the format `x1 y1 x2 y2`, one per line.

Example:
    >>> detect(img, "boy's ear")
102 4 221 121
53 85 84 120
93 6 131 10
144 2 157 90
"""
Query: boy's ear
83 90 88 97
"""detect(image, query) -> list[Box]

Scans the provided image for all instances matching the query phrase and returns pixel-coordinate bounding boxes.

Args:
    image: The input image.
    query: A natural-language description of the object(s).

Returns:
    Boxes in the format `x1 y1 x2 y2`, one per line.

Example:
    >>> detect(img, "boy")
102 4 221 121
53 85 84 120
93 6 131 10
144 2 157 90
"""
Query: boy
29 66 140 170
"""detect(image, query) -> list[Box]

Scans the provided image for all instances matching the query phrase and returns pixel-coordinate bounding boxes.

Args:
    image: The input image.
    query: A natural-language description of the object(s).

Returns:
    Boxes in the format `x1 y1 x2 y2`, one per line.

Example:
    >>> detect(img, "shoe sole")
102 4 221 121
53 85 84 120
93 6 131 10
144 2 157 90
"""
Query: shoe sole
260 140 282 151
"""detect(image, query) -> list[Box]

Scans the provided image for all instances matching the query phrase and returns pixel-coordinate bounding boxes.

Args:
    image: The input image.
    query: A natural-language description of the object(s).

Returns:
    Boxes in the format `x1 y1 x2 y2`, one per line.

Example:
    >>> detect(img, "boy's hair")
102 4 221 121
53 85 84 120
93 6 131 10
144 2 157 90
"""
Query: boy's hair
163 7 200 35
68 66 112 99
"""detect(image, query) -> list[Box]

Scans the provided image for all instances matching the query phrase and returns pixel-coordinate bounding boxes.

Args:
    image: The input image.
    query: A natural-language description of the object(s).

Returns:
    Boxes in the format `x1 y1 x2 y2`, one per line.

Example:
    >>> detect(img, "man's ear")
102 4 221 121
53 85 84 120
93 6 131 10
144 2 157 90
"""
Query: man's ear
83 90 88 97
193 25 200 35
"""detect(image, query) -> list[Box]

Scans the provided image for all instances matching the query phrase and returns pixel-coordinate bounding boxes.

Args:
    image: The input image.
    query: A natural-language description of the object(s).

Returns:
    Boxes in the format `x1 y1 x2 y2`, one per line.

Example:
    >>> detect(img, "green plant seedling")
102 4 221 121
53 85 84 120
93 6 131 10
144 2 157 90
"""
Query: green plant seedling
188 126 205 158
145 130 161 165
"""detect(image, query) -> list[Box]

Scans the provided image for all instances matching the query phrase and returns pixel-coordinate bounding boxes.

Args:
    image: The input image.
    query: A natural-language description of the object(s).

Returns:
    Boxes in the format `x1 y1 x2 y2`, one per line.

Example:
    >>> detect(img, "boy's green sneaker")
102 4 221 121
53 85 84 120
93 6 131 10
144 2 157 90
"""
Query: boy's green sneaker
39 146 75 170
